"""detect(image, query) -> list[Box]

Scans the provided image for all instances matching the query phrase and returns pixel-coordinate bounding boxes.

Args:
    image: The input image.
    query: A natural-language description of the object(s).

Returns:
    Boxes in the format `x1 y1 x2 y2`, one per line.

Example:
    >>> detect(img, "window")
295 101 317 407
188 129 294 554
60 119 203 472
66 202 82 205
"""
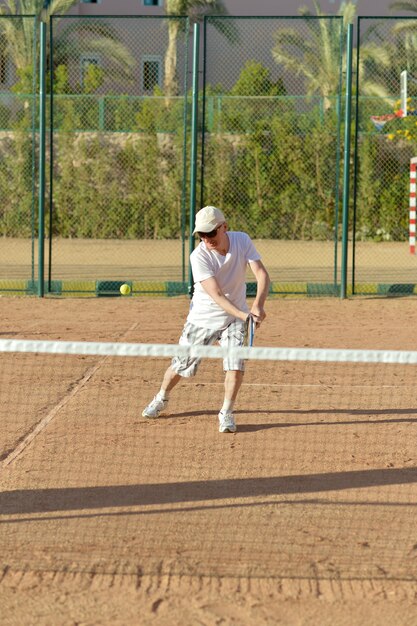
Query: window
0 36 7 84
143 0 163 6
142 56 161 92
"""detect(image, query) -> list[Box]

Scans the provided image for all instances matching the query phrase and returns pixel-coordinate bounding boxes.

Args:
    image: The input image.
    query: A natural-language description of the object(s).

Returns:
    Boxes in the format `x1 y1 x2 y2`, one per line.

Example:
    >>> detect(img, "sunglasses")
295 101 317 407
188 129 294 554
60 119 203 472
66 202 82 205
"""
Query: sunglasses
198 224 223 239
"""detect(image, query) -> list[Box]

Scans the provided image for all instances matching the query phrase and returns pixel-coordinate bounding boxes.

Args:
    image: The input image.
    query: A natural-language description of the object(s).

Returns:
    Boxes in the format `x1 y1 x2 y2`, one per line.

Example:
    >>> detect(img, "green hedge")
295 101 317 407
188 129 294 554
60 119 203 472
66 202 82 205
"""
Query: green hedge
0 89 412 242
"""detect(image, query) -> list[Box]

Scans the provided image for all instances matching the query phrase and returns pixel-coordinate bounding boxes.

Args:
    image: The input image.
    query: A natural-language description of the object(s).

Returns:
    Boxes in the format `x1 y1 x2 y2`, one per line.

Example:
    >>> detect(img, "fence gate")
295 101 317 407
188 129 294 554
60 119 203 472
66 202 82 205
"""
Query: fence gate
0 16 38 295
353 16 417 296
48 15 189 296
201 16 345 296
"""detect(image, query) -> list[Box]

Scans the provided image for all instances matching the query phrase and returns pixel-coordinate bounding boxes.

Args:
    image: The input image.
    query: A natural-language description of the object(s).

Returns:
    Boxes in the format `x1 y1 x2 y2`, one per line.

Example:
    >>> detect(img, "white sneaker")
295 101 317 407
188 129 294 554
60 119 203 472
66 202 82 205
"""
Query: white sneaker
218 410 237 433
142 395 168 418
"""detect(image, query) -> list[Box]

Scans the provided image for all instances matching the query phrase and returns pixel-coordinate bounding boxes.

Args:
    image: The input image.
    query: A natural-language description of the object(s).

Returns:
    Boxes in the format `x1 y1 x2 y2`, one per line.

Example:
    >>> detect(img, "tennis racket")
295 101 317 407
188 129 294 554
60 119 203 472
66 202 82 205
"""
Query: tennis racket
243 314 255 347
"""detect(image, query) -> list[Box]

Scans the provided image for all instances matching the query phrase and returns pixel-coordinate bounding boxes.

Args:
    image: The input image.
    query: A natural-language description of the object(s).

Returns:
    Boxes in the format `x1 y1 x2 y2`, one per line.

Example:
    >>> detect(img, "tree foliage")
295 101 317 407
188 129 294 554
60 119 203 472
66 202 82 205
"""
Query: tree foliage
0 4 415 244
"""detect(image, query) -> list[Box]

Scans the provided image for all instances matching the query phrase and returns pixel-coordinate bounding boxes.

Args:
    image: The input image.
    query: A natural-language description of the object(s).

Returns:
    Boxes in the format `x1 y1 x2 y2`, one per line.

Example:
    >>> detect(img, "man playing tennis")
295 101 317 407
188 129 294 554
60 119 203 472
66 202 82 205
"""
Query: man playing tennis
142 205 270 433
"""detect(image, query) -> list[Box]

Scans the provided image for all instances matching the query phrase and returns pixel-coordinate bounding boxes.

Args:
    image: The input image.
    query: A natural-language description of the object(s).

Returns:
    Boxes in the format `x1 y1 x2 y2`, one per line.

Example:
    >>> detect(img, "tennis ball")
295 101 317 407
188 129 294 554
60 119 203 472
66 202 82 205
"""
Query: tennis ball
120 283 131 296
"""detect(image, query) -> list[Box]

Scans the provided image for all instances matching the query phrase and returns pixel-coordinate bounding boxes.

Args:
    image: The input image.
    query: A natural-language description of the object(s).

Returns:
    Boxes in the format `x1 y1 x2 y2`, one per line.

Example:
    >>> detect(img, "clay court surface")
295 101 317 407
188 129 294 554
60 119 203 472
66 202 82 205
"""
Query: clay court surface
2 295 417 625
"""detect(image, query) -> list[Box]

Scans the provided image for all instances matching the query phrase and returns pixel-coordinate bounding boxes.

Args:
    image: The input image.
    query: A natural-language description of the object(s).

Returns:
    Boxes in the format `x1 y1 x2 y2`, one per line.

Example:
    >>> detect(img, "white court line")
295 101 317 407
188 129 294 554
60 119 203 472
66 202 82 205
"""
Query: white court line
1 322 139 470
1 359 107 468
0 338 417 468
190 382 413 389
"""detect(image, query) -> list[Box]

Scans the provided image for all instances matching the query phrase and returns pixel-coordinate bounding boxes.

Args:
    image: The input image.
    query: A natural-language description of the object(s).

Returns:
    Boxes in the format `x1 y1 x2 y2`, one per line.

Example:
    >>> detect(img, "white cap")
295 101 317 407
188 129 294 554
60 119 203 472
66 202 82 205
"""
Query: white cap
192 206 225 234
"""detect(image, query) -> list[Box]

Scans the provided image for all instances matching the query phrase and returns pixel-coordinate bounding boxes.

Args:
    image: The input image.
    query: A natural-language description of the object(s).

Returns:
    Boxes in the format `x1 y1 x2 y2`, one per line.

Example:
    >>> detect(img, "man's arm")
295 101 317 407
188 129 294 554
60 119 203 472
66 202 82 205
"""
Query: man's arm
199 276 248 321
249 259 270 323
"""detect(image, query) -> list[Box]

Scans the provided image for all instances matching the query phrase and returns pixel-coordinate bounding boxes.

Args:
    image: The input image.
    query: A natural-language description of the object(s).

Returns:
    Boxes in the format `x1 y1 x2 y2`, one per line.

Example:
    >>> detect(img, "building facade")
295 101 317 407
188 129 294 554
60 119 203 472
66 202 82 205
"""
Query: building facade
0 1 409 95
65 0 410 95
72 0 408 17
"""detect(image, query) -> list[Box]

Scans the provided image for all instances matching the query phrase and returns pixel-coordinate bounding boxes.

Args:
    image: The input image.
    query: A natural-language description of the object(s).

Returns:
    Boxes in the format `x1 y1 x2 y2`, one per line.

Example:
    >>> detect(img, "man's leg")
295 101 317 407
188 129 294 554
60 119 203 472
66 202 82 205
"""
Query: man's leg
160 366 182 396
142 322 217 419
218 318 247 433
142 366 181 418
218 370 244 433
223 369 244 410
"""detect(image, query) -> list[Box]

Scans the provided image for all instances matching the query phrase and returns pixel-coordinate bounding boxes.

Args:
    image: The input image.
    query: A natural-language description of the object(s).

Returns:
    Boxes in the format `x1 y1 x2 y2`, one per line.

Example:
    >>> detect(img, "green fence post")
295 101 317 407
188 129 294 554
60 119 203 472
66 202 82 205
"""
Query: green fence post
99 96 105 130
31 17 38 288
351 17 362 295
180 18 190 285
333 19 345 291
340 23 353 299
48 14 53 291
188 22 200 297
38 20 47 297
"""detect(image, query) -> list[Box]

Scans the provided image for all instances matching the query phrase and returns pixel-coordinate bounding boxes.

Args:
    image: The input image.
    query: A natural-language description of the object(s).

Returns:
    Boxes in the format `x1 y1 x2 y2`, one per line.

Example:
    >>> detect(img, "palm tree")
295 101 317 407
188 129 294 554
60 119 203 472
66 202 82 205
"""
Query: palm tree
163 0 238 96
350 0 417 110
390 0 417 12
271 0 390 110
0 1 135 92
389 0 417 77
0 1 76 75
51 20 135 90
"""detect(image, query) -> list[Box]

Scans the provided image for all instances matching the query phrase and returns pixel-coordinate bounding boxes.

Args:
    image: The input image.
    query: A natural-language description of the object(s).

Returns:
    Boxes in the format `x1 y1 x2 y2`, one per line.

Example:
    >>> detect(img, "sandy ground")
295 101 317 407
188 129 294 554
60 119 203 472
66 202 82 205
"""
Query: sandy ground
2 238 417 283
2 296 417 625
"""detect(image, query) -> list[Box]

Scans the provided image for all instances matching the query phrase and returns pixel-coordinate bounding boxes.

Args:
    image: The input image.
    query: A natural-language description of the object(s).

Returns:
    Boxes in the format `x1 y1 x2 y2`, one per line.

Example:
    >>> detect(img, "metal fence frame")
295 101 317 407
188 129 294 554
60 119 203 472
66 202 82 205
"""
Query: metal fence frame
46 14 190 296
352 16 417 297
8 15 416 299
0 15 38 294
201 15 347 297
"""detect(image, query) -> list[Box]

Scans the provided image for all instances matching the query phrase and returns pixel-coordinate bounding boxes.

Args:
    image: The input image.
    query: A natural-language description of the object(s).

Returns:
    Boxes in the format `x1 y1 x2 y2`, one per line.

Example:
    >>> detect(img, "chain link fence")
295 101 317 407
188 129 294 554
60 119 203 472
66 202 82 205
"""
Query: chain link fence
4 14 417 298
0 16 38 294
201 16 345 295
48 15 189 296
353 17 417 296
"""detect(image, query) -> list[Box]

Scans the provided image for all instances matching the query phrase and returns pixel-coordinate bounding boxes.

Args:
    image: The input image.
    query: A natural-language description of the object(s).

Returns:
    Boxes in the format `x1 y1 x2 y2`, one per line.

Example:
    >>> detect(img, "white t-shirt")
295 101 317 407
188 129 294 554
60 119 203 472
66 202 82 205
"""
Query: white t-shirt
187 231 261 330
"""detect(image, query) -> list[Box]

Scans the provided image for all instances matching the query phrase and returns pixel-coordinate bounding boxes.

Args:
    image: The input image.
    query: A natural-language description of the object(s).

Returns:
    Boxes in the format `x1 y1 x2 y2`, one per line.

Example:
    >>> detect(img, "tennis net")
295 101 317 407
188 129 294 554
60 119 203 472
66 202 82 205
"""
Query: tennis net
1 338 417 580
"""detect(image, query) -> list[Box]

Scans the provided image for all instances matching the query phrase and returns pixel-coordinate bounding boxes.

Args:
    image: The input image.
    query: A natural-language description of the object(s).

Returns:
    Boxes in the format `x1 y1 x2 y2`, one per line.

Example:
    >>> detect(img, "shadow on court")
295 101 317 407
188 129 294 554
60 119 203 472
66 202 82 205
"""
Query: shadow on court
237 414 417 432
163 409 417 432
1 467 417 516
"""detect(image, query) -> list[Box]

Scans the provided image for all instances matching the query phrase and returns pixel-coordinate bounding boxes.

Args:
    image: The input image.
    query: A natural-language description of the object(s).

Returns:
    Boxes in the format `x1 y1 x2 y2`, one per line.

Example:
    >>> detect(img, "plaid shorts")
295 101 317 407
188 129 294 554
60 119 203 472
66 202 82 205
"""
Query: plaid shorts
171 319 246 377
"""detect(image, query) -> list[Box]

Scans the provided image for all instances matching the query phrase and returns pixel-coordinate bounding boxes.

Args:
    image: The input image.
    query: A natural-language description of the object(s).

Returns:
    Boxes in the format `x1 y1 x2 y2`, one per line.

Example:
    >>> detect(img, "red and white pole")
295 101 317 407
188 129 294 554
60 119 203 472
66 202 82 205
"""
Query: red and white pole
410 158 417 254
